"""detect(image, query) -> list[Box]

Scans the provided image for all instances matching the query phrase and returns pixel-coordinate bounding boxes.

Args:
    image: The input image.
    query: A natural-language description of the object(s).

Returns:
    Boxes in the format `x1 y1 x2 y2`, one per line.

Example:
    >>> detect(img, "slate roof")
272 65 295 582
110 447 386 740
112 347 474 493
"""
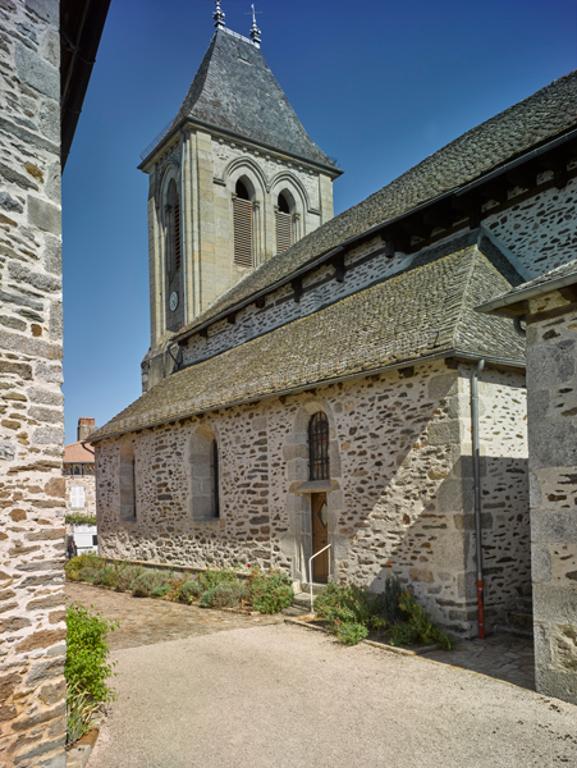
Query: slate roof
177 69 577 337
92 239 524 442
479 258 577 315
147 29 338 172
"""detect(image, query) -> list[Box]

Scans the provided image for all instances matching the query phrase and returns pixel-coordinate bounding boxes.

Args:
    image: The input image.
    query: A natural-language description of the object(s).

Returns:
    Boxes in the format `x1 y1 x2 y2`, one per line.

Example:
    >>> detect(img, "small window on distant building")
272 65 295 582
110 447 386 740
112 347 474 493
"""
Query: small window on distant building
233 178 254 267
92 535 98 546
119 442 137 521
276 190 295 255
308 412 330 481
70 485 86 509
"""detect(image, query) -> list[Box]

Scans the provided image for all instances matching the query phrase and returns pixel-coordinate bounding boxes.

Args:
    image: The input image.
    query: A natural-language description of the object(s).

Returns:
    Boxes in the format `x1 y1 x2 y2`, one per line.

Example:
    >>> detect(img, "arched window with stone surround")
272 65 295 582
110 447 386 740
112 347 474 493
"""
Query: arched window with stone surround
275 190 296 255
164 177 184 331
308 412 330 481
233 177 255 267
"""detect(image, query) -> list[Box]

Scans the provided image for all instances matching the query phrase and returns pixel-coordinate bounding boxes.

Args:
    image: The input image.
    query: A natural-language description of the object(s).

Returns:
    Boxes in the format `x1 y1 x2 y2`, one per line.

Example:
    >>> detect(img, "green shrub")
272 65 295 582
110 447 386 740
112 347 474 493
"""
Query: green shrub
248 569 293 614
335 621 369 645
196 569 237 592
314 582 372 627
175 578 202 605
65 553 103 582
199 581 247 609
151 582 172 599
398 591 454 650
65 605 115 745
388 621 420 647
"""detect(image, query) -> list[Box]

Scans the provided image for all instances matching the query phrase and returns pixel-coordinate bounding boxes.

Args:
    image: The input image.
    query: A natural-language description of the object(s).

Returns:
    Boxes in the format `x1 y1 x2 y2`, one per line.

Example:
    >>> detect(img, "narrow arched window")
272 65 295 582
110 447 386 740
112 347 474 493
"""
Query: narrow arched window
308 412 330 481
211 439 220 519
119 442 136 521
190 429 220 520
165 178 183 331
233 178 254 267
276 190 295 255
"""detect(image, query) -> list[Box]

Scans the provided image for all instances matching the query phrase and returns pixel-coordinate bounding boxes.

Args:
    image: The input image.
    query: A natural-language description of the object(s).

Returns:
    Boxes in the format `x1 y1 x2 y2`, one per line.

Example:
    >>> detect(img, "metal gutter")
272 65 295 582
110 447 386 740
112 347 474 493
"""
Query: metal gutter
470 359 486 639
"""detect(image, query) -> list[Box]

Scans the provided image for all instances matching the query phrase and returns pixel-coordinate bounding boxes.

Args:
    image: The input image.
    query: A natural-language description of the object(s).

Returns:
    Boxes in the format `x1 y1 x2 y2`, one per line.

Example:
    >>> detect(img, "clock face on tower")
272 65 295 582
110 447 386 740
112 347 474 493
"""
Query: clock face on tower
169 291 179 312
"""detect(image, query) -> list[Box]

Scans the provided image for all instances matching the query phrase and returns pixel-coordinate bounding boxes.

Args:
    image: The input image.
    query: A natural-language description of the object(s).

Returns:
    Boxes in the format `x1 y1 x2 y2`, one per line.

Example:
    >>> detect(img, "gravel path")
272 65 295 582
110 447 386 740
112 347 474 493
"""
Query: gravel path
87 619 577 768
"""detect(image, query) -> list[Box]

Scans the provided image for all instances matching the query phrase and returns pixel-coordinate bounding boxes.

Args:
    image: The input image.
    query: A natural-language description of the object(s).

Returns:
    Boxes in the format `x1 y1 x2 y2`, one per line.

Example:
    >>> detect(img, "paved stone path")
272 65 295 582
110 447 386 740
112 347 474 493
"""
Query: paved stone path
66 586 577 768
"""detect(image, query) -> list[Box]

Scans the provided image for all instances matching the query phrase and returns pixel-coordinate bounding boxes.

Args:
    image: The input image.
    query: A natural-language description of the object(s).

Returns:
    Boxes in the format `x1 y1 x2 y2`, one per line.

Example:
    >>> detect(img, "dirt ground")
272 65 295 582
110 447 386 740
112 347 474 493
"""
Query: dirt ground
66 584 577 768
65 582 282 650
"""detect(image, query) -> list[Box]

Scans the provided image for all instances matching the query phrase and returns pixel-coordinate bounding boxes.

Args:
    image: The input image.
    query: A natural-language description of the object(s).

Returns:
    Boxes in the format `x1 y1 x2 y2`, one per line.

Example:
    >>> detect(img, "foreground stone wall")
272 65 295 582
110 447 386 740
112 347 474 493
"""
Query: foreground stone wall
0 1 66 765
97 359 531 637
526 292 577 704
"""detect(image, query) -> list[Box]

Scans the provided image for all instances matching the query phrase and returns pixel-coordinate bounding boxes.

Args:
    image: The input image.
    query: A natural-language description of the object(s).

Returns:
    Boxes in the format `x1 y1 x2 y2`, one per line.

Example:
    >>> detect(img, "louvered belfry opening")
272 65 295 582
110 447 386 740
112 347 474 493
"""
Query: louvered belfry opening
233 179 254 267
276 191 294 255
308 412 330 481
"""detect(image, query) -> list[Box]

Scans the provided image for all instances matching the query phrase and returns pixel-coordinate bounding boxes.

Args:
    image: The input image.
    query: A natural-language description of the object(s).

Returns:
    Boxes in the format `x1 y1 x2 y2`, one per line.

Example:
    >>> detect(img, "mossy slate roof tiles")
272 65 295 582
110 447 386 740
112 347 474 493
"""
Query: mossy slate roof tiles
181 69 577 333
92 241 524 442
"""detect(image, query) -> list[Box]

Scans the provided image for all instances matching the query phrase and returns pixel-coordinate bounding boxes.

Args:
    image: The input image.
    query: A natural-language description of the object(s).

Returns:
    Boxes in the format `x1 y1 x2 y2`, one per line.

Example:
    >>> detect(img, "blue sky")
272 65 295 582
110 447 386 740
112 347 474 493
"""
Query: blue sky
62 0 576 443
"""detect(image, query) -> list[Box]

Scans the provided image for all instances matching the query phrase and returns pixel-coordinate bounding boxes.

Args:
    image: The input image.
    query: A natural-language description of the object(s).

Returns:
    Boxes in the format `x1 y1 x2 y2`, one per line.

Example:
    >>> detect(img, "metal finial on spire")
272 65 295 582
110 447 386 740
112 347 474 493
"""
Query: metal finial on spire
250 3 262 48
214 0 226 29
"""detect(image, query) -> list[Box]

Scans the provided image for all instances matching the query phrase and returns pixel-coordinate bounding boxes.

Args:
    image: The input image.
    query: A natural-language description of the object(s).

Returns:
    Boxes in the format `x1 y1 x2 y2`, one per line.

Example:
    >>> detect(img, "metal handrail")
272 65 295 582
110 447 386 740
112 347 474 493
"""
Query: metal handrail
308 544 332 613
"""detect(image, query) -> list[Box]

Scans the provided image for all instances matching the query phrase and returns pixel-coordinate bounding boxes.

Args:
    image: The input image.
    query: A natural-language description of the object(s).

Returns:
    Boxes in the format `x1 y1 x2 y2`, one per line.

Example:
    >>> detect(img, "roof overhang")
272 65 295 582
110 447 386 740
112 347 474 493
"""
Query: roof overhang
91 349 523 444
138 117 343 178
61 0 111 167
478 271 577 317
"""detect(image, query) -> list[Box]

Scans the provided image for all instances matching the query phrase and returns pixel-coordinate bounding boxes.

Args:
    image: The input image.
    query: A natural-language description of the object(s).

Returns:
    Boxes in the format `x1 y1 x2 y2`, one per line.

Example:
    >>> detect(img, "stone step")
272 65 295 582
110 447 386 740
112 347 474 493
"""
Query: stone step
497 606 533 638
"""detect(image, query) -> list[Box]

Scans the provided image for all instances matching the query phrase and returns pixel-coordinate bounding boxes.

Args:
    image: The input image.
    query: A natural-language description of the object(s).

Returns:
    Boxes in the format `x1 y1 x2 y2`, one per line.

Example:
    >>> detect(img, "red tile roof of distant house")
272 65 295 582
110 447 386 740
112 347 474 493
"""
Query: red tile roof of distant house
64 441 95 463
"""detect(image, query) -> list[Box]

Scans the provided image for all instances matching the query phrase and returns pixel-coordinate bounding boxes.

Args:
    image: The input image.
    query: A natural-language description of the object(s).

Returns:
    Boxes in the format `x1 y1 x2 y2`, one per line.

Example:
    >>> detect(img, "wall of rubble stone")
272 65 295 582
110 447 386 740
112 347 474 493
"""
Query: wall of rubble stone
178 175 577 370
0 1 66 766
525 291 577 705
97 358 531 637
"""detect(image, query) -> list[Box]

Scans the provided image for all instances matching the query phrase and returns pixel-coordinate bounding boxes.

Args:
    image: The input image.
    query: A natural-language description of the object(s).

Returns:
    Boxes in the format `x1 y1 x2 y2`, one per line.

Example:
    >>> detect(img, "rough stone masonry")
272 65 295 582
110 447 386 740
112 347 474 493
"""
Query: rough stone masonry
0 0 67 766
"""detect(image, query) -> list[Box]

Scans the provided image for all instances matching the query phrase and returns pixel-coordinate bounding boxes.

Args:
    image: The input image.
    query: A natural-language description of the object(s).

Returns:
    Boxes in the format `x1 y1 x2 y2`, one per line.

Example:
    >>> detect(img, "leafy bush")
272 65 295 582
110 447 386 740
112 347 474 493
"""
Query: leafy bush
248 569 293 614
314 577 453 649
314 582 372 627
199 581 247 609
65 553 102 582
65 605 115 745
196 569 238 592
174 579 203 605
335 622 369 646
398 591 453 650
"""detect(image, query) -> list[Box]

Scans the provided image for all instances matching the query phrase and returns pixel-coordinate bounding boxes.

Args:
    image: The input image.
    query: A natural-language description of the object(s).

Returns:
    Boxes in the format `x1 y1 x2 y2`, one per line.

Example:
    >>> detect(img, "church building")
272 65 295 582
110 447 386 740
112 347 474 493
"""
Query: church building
91 5 577 644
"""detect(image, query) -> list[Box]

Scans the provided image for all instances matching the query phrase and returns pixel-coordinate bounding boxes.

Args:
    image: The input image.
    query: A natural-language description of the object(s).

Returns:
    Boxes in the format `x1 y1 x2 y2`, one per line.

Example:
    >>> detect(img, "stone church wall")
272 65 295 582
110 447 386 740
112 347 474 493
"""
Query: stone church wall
97 358 530 637
0 1 66 765
525 292 577 704
457 365 530 628
180 176 577 370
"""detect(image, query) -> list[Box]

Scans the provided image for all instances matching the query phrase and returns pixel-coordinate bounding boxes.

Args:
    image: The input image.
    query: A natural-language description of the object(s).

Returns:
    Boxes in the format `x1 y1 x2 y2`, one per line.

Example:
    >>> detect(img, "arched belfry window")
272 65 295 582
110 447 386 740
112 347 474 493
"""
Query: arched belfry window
164 178 184 331
233 178 254 267
308 412 330 481
276 190 295 255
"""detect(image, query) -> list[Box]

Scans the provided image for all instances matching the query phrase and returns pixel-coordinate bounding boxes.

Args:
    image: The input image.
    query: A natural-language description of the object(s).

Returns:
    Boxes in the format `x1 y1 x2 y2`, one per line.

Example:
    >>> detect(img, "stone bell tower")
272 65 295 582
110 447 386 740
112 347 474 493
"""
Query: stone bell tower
139 2 341 391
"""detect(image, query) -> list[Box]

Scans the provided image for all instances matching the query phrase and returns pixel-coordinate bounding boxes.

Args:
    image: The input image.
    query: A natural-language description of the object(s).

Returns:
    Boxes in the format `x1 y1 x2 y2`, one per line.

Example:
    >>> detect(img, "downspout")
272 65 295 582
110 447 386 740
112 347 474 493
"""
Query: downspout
471 358 486 639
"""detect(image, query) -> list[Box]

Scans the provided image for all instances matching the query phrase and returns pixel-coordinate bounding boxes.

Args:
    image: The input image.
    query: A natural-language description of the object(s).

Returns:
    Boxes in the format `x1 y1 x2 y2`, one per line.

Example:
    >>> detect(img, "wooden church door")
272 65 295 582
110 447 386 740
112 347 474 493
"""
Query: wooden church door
311 493 329 583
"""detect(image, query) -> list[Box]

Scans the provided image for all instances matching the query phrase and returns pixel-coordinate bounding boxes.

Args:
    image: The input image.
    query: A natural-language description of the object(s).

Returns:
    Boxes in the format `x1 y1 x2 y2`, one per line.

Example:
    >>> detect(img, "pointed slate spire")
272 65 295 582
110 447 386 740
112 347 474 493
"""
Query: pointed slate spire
250 4 262 48
213 0 226 29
